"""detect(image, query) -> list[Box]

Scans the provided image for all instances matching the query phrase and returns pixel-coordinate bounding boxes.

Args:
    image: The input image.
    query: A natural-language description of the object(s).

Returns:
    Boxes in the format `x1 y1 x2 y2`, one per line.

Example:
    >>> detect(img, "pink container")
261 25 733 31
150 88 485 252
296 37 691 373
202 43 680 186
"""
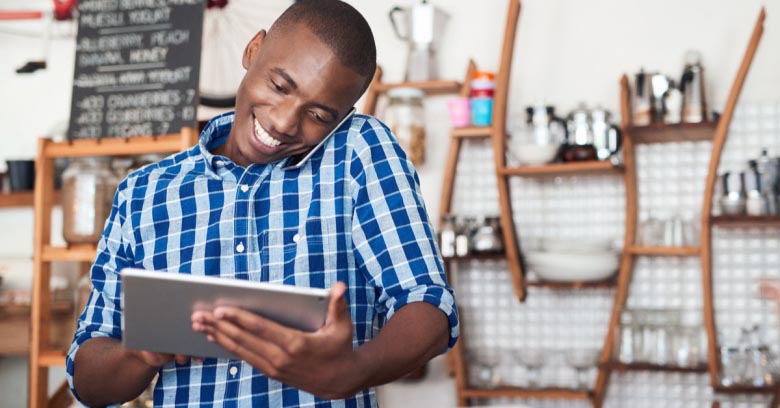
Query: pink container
448 97 471 128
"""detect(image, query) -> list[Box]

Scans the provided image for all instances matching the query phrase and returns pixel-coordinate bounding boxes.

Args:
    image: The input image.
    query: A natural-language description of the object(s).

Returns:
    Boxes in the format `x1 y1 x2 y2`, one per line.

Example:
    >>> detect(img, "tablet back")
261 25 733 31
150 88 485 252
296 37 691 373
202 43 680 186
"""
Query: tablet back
121 268 330 360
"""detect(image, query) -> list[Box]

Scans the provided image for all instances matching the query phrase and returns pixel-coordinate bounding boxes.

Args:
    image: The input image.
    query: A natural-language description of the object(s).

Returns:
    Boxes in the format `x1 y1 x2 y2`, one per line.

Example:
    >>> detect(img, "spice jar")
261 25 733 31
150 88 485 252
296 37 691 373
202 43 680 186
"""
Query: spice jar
384 87 426 166
62 157 115 245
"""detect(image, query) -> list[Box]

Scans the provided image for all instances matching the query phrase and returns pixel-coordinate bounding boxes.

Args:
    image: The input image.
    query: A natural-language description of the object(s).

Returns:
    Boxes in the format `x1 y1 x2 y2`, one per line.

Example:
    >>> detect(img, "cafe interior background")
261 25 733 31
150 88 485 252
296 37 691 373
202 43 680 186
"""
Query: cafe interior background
1 0 780 406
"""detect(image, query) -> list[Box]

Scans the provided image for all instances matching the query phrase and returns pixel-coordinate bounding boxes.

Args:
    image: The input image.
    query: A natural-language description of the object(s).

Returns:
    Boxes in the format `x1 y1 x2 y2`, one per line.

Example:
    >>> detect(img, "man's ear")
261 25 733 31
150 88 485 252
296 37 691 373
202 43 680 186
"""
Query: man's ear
242 29 267 70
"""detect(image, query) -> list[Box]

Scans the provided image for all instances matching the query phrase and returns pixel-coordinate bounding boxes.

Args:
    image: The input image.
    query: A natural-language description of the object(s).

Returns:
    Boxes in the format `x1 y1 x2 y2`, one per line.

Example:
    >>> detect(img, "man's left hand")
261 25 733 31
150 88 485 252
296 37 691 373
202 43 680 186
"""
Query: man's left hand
191 282 362 400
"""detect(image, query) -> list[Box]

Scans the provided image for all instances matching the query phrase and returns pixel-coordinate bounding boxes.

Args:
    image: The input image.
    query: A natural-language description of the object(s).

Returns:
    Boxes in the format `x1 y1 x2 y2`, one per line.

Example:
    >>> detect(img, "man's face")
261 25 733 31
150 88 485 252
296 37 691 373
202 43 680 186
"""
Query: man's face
228 24 367 166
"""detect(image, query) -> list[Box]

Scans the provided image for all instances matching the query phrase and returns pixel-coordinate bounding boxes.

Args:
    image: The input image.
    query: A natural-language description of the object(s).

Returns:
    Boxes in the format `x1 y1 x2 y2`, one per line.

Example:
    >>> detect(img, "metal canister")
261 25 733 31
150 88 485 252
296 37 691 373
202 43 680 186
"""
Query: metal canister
680 50 708 123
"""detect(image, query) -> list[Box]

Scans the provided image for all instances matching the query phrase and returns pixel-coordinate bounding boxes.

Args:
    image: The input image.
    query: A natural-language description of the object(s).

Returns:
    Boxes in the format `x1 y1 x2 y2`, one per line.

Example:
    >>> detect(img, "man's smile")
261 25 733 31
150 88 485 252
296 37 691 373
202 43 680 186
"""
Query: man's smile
250 112 287 154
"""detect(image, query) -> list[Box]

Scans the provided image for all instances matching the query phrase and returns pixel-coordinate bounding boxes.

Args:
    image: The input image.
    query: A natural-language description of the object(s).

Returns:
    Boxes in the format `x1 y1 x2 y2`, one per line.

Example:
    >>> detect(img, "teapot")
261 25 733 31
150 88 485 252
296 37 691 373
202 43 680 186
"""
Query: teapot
524 104 568 145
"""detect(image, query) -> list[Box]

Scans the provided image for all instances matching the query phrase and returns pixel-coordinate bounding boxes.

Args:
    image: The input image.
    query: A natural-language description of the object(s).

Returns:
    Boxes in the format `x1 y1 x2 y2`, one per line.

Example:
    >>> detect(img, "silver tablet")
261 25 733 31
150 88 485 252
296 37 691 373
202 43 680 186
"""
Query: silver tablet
120 268 330 360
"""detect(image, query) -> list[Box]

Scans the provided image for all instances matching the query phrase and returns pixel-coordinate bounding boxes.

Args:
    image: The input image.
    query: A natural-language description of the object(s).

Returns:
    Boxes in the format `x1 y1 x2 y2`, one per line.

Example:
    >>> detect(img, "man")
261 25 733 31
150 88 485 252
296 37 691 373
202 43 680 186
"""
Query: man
67 1 458 406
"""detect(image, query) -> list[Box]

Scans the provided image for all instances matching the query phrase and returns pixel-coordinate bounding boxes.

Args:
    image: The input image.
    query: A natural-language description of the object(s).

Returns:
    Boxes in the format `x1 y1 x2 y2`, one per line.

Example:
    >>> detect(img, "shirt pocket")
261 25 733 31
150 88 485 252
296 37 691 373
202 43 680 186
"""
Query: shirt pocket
261 217 332 286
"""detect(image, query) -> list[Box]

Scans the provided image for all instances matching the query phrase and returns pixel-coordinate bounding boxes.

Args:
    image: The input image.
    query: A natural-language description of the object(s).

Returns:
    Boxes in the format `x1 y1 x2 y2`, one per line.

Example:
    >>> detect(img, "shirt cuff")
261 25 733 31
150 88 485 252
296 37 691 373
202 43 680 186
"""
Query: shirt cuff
384 286 460 352
66 330 116 405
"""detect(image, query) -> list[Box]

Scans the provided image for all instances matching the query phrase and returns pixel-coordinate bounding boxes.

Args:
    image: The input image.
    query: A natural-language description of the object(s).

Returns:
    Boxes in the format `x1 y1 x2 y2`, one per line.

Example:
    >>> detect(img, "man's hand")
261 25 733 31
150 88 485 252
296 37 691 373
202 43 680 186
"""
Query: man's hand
191 282 360 399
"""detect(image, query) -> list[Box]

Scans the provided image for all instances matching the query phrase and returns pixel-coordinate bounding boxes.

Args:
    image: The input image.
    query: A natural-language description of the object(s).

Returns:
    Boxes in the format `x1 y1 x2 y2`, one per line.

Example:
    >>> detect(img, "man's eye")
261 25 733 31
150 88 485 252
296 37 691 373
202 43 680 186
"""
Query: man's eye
271 80 287 94
309 111 326 123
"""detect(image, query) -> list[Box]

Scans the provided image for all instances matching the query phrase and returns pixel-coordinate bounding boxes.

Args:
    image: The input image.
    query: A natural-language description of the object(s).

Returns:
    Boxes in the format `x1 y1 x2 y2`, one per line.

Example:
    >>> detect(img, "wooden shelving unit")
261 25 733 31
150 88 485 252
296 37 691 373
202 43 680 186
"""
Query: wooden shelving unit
0 300 73 356
460 387 592 400
599 361 709 374
710 214 780 227
701 8 770 392
444 253 506 262
0 191 61 209
451 126 492 139
29 130 197 408
714 385 778 394
628 122 718 144
500 161 623 177
525 278 617 290
593 8 767 407
627 245 701 256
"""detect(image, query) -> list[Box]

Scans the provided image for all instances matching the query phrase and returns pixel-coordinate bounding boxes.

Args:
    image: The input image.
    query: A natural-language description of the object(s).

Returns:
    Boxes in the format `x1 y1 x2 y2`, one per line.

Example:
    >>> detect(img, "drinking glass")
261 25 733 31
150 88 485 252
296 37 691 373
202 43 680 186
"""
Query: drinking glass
514 348 545 388
564 348 600 390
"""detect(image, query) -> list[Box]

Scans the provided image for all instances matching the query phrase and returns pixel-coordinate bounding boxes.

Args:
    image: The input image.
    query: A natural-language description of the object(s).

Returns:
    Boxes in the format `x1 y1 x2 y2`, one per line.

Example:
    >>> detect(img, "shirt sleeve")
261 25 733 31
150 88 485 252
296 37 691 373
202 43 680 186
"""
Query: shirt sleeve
349 117 459 351
66 182 136 403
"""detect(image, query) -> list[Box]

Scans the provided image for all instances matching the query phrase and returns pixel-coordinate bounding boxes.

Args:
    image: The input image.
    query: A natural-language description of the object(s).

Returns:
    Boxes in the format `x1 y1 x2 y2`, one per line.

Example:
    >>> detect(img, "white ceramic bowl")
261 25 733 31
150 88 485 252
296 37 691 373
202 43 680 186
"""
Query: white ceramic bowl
524 250 619 282
509 143 560 166
541 237 615 253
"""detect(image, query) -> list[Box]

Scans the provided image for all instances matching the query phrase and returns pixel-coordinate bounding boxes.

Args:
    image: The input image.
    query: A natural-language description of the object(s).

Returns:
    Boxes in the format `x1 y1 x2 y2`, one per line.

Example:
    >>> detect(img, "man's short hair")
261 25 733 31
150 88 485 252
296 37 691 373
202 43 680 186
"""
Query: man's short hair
269 0 377 94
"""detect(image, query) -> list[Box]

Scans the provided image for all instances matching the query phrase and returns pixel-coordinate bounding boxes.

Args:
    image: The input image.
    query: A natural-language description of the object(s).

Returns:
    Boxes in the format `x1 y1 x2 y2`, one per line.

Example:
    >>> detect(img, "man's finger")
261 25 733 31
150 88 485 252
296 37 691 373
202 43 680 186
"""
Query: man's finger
213 306 300 348
208 315 288 364
174 354 189 365
325 281 348 325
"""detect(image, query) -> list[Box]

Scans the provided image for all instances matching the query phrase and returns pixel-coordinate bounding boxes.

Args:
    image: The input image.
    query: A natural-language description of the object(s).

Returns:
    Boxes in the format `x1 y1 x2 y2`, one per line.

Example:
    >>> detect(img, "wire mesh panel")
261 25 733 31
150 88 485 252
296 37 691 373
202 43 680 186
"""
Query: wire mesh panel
448 102 778 407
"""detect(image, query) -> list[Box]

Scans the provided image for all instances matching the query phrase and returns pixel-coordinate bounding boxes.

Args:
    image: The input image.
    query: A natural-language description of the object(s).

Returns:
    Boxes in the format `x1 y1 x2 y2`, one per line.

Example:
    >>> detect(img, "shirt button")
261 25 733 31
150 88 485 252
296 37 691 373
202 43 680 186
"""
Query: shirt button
236 242 245 253
229 366 238 376
216 160 225 167
292 233 300 243
240 185 249 193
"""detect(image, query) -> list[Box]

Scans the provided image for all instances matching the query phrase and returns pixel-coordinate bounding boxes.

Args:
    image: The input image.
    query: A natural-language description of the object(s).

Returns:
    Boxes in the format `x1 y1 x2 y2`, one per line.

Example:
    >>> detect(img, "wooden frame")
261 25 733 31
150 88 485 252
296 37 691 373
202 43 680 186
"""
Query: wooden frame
29 129 197 408
700 7 766 390
594 8 767 407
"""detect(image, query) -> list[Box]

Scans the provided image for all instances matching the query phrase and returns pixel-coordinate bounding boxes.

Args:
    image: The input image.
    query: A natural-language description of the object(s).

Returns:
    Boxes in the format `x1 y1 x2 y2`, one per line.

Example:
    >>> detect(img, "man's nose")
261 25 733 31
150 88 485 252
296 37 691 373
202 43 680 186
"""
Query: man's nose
268 104 300 138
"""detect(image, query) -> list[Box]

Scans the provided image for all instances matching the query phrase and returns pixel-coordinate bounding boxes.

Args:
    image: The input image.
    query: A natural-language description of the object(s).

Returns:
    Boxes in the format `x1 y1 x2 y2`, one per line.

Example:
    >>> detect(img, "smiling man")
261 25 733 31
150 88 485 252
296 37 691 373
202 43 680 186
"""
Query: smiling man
66 1 458 407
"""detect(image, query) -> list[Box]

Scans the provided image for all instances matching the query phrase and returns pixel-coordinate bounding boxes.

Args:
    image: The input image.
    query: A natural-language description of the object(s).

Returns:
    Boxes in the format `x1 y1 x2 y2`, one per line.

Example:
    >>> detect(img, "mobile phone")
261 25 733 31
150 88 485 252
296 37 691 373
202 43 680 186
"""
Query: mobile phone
281 107 356 170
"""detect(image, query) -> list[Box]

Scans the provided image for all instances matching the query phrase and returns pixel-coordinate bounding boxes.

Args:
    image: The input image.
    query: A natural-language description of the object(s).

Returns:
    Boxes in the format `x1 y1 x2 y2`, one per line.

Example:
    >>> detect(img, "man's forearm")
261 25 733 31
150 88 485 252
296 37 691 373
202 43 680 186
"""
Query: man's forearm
349 302 450 394
73 337 159 407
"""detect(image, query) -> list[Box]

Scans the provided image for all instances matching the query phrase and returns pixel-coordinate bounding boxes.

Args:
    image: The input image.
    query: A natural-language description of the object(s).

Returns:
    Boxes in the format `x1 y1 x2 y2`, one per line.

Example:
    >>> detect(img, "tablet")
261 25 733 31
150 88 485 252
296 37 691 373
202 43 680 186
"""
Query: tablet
120 268 330 360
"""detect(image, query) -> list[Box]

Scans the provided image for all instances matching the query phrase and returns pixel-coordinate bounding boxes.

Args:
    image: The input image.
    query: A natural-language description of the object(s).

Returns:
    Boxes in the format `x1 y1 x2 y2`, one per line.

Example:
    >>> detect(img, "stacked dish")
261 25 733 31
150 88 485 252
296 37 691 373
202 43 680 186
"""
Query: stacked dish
523 238 620 283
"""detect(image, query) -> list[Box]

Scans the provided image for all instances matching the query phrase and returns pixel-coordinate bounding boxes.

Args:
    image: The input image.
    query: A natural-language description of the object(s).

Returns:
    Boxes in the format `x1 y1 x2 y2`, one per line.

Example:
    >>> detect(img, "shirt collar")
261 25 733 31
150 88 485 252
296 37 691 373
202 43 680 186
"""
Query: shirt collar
198 111 235 176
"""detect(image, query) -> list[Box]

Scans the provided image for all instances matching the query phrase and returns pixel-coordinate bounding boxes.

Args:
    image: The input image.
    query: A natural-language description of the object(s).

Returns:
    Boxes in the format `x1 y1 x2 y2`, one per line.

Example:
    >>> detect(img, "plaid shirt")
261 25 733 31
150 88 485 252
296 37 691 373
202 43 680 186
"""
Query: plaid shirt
66 112 458 407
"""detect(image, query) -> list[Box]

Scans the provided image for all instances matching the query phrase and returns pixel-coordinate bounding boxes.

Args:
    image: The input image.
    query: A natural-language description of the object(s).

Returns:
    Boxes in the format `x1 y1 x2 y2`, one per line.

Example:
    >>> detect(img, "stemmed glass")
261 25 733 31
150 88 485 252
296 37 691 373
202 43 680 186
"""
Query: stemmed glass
564 348 601 390
513 348 545 388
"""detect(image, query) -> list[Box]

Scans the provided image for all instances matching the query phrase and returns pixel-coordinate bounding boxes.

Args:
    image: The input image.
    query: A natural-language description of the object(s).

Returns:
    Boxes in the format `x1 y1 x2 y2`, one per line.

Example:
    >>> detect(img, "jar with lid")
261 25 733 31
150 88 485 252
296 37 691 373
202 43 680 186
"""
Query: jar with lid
471 216 504 253
62 157 116 245
384 87 426 166
438 214 457 258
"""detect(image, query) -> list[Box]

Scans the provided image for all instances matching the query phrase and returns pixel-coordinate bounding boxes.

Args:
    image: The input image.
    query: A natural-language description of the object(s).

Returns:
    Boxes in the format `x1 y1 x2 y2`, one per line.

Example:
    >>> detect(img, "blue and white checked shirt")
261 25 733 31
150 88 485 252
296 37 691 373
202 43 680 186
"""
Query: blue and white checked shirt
66 112 459 407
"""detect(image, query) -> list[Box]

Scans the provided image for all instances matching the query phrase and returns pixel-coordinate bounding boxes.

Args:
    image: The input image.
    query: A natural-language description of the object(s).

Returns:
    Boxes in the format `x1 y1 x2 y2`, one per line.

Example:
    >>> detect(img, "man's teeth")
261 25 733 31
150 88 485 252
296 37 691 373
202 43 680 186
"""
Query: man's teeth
254 117 281 148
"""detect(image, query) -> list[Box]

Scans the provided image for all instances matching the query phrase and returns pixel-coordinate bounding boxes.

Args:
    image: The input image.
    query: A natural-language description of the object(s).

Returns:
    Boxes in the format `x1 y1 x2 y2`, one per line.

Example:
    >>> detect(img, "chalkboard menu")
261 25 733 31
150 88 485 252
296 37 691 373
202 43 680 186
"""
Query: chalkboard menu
68 0 204 140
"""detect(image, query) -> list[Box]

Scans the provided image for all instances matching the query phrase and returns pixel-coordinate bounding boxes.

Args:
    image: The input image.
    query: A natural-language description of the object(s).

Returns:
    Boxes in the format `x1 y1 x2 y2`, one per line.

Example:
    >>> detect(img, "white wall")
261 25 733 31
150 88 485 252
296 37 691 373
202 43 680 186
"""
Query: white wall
0 0 778 405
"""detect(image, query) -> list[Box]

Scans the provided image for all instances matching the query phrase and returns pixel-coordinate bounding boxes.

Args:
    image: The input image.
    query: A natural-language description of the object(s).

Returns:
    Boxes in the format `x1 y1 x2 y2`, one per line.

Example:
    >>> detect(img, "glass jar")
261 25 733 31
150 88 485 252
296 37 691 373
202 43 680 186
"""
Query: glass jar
62 157 115 245
384 87 426 166
439 215 456 258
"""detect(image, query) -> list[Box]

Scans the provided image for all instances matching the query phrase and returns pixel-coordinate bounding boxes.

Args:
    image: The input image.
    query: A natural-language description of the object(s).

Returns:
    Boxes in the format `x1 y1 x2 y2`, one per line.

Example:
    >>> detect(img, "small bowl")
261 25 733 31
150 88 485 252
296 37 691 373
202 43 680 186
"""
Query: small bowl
509 144 560 166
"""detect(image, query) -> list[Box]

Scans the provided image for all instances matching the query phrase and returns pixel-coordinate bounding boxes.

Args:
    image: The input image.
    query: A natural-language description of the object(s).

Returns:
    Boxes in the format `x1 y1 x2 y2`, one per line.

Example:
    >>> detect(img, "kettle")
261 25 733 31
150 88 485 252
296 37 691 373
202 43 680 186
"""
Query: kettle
525 104 568 145
389 0 449 82
591 107 622 161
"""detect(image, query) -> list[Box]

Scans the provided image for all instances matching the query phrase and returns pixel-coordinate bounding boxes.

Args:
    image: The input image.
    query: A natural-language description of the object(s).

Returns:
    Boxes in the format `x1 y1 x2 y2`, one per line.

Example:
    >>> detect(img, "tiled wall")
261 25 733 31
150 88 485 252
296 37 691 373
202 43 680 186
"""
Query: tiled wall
450 102 779 407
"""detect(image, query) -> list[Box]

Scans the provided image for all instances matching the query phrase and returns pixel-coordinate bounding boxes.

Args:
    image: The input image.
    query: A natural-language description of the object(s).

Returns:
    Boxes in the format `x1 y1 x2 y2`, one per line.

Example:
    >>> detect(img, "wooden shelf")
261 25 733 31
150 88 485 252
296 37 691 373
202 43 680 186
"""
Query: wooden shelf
600 361 708 373
460 386 591 400
372 80 462 96
42 244 98 263
501 161 623 177
42 133 193 158
526 278 617 290
38 350 67 367
710 215 780 228
444 253 505 262
628 246 701 256
451 126 492 138
626 121 718 144
0 191 61 209
713 384 777 394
